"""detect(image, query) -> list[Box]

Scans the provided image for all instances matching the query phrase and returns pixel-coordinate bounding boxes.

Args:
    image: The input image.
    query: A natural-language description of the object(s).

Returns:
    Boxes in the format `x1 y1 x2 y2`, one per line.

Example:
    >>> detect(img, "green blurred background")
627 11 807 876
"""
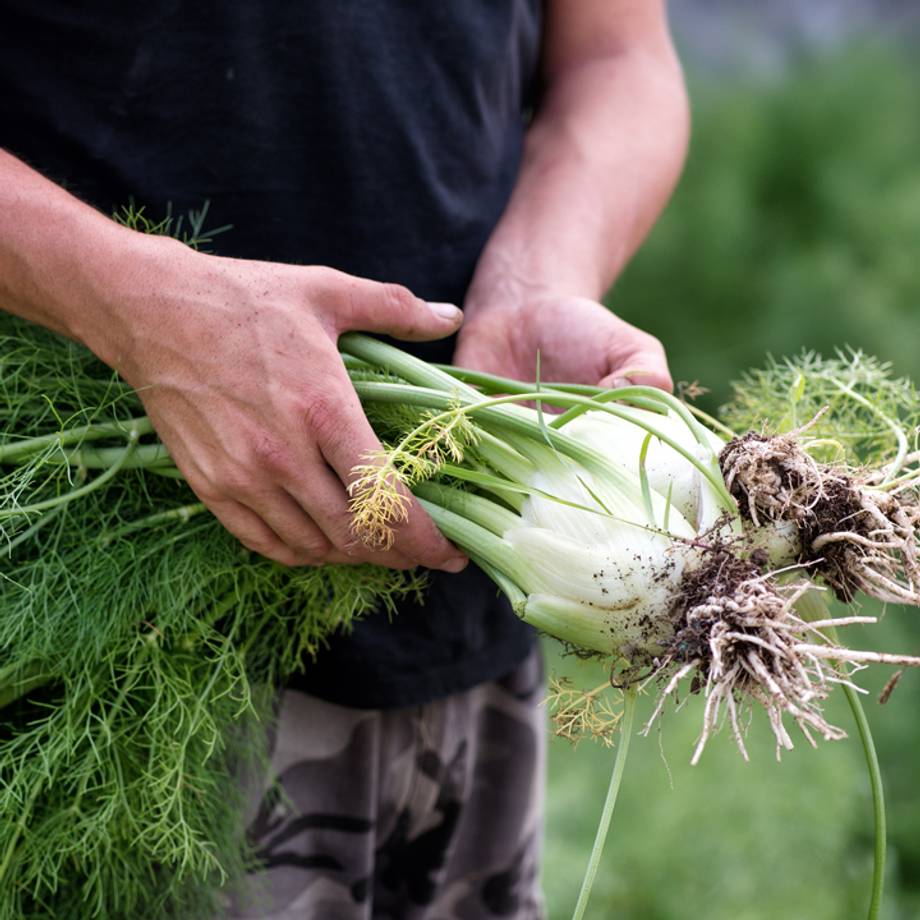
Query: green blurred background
542 30 920 920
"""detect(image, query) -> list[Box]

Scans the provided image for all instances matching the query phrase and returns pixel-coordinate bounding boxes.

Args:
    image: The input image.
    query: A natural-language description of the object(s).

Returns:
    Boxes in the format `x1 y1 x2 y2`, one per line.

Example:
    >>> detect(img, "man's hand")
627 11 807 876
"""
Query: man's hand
105 237 469 570
0 150 468 572
454 295 672 390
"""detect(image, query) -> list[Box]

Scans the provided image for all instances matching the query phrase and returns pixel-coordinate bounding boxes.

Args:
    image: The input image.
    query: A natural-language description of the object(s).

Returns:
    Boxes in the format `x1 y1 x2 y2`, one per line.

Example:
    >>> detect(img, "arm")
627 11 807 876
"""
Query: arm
455 0 689 388
0 151 467 571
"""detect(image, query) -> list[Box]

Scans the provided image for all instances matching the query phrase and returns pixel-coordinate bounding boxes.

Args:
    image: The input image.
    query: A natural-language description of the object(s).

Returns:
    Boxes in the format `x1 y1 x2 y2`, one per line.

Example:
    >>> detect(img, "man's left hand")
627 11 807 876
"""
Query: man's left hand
454 296 672 391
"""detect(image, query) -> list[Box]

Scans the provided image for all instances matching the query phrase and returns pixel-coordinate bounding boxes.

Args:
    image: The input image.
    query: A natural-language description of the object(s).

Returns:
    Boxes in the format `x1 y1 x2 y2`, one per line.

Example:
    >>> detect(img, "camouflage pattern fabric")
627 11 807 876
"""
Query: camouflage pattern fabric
223 649 546 920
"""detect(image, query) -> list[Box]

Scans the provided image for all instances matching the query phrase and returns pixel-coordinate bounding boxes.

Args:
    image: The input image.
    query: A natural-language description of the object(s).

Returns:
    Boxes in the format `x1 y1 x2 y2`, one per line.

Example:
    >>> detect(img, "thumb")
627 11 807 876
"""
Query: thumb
334 276 463 342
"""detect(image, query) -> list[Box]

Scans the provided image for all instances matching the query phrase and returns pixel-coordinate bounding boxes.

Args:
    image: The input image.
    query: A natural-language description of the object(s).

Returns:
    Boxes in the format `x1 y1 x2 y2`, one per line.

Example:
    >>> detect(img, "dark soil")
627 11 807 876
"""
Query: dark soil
719 432 876 601
666 545 764 668
797 475 865 601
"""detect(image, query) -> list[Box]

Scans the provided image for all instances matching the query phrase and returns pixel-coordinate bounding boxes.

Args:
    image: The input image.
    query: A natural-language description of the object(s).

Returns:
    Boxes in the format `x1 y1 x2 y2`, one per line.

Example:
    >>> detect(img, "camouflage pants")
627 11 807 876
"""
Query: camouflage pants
224 649 546 920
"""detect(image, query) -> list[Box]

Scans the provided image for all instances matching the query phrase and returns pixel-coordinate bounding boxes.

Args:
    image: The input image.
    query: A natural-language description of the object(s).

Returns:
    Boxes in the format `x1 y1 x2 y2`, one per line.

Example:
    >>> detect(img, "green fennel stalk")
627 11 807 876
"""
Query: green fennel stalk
571 691 637 920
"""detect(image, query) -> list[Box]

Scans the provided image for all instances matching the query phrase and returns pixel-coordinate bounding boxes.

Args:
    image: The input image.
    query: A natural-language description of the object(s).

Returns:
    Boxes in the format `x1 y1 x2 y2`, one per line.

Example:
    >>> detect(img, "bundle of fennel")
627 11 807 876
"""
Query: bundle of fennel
3 305 920 917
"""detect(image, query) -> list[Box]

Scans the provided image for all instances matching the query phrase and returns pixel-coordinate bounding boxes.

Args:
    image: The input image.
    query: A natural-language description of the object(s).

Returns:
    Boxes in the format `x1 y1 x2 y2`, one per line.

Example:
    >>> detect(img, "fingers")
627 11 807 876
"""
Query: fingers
320 270 464 342
205 495 314 567
207 489 425 569
303 375 468 573
278 456 422 569
186 443 425 568
600 320 673 393
171 361 465 571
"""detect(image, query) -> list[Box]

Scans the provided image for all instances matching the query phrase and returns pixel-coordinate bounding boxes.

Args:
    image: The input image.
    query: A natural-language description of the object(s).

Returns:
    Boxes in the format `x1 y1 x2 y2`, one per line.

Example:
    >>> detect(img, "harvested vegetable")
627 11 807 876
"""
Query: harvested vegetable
341 336 920 764
2 220 919 917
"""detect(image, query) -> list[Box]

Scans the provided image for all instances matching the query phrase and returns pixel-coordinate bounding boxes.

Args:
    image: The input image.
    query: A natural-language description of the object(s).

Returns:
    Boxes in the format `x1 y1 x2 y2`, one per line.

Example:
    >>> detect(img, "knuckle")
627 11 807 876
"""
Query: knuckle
636 328 660 349
383 555 415 571
191 481 223 506
300 535 332 560
305 265 343 297
239 534 274 556
216 465 253 497
395 529 448 569
251 539 302 567
329 533 364 560
294 556 323 568
183 469 227 507
645 334 668 358
382 282 418 316
270 550 301 567
302 391 339 438
419 550 452 569
249 435 294 475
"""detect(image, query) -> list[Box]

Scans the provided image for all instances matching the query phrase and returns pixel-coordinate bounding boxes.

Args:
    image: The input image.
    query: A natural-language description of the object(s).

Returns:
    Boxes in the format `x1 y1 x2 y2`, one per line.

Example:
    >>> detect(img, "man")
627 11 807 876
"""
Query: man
0 1 687 916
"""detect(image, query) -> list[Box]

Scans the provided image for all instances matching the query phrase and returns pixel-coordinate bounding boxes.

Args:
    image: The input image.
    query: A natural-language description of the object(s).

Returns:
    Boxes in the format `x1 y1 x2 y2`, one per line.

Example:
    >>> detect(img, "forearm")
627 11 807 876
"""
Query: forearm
466 44 688 312
0 150 180 367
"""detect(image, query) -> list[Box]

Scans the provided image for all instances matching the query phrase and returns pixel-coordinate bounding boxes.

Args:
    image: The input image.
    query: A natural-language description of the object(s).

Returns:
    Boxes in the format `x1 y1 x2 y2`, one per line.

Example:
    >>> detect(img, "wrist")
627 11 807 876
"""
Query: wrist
73 227 198 374
0 180 197 375
0 154 212 378
464 245 606 320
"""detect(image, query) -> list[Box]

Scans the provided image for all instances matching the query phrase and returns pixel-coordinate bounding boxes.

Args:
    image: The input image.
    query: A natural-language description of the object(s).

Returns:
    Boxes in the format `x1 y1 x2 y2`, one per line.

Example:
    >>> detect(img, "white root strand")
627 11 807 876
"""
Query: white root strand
794 644 920 667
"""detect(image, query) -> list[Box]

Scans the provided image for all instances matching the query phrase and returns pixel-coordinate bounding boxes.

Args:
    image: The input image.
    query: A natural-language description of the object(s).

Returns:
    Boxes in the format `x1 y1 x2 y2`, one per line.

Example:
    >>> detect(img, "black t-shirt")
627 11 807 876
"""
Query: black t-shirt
0 1 542 708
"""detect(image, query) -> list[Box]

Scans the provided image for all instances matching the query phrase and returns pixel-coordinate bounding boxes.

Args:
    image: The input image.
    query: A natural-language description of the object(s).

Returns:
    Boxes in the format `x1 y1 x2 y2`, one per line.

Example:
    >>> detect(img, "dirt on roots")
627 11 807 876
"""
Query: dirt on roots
719 431 920 605
643 536 920 763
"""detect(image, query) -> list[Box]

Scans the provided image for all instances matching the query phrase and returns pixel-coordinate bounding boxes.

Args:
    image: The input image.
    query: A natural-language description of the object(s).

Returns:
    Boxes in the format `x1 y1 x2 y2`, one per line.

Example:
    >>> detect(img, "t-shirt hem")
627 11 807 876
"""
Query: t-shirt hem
287 629 537 710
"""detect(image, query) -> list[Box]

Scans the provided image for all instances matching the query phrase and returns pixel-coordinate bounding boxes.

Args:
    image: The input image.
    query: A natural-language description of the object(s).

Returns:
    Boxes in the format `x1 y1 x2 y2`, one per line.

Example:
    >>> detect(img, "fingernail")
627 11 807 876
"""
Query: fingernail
428 302 463 321
440 556 468 574
609 377 631 389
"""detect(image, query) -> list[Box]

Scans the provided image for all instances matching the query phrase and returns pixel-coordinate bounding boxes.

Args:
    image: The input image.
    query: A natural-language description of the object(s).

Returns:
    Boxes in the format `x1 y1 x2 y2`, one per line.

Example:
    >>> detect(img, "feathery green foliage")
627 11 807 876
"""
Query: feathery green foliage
721 349 920 466
0 314 422 918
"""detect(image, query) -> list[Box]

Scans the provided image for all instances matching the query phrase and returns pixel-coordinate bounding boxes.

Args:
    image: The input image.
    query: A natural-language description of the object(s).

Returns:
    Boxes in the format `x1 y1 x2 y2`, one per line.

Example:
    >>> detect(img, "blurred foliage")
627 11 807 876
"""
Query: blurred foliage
545 42 920 920
611 42 920 408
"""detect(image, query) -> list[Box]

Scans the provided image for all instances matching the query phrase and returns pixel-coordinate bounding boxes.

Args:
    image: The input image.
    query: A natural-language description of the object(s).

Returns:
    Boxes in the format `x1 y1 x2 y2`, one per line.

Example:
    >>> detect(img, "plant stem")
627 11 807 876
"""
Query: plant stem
549 386 662 428
347 332 704 450
843 683 886 920
0 429 140 518
352 380 737 512
433 364 603 395
799 591 887 920
828 378 908 483
103 502 208 541
0 416 153 464
0 661 50 711
2 501 69 556
431 364 668 415
571 689 636 920
549 384 713 451
340 333 481 399
474 430 537 483
416 498 533 594
345 335 697 442
412 481 522 537
63 442 171 469
684 403 739 439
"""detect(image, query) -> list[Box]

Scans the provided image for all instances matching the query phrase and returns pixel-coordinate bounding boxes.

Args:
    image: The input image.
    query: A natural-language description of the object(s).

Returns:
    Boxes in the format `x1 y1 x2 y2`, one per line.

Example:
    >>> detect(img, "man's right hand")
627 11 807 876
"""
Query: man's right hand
96 236 468 571
0 153 465 570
